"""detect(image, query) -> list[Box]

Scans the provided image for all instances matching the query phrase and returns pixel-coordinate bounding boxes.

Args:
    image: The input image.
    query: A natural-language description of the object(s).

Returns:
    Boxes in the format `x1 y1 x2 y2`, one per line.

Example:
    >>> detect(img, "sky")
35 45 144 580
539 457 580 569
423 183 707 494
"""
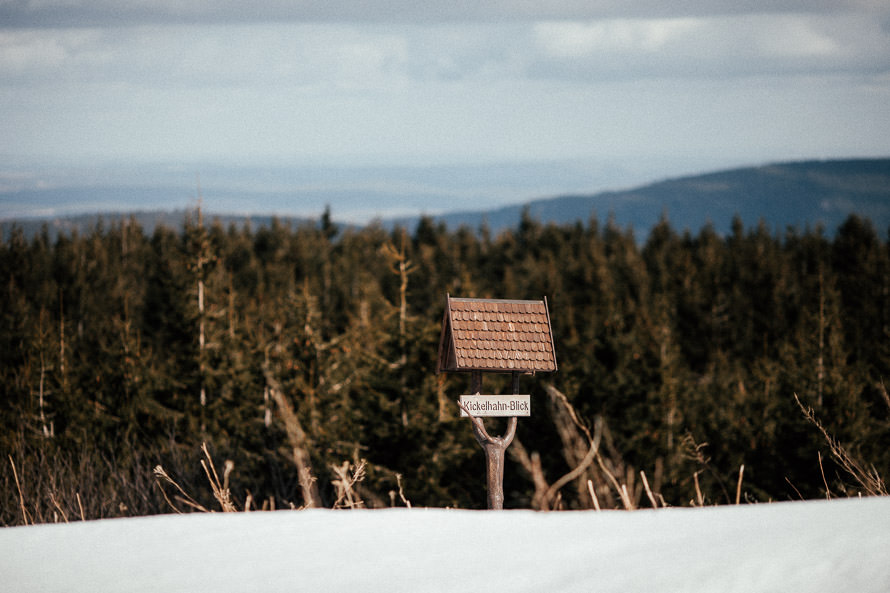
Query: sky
1 1 890 222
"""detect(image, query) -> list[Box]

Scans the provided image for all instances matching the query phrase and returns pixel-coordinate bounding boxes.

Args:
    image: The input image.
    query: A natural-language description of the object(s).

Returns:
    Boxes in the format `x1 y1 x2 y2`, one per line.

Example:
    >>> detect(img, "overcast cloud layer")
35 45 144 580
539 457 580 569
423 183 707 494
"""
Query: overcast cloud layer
2 1 888 25
1 1 889 220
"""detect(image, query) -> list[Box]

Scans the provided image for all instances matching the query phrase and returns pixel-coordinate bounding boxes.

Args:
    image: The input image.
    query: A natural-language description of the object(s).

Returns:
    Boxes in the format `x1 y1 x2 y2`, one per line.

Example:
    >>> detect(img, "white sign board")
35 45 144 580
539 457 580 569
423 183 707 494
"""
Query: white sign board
459 394 531 417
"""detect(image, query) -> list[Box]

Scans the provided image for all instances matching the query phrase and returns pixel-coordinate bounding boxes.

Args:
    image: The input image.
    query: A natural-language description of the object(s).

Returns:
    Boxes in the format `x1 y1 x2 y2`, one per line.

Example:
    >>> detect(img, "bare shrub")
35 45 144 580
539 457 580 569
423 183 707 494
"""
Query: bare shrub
794 393 887 497
510 384 654 510
154 443 237 513
331 459 367 509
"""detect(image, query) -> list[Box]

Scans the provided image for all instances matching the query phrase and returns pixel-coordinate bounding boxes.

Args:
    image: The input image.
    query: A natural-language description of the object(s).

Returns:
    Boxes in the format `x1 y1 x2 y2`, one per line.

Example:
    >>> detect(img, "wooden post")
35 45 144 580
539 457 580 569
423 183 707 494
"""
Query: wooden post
464 371 519 509
470 371 482 395
439 297 557 510
468 415 517 510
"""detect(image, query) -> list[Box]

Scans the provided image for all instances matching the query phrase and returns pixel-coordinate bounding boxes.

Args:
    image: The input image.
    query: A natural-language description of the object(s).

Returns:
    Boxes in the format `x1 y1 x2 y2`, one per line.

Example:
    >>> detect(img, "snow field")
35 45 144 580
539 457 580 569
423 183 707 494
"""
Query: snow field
2 496 889 593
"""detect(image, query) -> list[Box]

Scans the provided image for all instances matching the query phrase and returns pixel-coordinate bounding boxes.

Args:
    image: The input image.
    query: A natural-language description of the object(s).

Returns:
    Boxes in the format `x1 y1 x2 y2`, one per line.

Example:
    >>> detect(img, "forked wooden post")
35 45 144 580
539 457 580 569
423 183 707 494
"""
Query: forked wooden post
438 296 558 510
464 371 519 509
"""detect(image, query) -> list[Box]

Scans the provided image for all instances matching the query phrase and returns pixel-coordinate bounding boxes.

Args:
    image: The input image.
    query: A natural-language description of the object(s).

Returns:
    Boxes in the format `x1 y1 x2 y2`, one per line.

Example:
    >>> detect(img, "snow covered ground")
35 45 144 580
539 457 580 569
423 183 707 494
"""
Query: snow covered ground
2 496 889 593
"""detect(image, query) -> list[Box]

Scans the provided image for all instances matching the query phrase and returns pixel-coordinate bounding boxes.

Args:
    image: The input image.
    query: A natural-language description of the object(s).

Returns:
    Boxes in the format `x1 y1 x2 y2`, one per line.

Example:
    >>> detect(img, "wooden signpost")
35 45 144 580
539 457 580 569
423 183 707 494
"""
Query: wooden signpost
437 295 557 509
458 394 530 417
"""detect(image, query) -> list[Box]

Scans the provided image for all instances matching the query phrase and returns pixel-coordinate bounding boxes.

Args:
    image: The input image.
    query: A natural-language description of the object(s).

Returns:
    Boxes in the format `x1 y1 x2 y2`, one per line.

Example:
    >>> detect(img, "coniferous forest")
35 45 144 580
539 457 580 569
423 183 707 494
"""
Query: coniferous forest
2 209 889 524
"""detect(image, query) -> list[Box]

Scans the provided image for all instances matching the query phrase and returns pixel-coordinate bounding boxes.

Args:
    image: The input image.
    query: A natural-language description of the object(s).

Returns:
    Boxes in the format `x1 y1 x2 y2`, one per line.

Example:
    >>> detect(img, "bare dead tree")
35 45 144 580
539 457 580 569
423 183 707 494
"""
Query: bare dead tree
262 354 320 508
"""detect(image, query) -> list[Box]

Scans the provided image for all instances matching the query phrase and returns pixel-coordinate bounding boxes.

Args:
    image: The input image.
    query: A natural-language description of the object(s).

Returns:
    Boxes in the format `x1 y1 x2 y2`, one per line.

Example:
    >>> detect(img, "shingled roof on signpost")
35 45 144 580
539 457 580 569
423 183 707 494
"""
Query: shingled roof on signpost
437 295 557 374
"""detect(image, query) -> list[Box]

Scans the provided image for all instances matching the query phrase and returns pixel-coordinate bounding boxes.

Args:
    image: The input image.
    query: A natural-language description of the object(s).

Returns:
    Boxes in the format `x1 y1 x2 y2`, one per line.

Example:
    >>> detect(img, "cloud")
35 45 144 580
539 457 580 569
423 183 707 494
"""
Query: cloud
533 19 703 57
1 0 887 28
0 3 888 172
4 12 886 91
530 14 890 80
0 24 416 91
0 28 113 83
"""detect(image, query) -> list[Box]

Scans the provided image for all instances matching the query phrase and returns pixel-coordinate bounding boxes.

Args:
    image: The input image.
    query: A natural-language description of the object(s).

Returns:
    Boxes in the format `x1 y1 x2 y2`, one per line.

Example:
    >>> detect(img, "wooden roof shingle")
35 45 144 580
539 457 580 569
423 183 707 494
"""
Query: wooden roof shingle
437 295 557 374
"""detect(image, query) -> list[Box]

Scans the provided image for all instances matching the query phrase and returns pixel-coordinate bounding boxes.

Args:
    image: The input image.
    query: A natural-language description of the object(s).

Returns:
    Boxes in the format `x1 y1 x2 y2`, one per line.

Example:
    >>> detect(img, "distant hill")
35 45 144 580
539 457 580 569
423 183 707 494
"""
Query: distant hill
401 158 890 237
3 158 889 240
0 209 318 242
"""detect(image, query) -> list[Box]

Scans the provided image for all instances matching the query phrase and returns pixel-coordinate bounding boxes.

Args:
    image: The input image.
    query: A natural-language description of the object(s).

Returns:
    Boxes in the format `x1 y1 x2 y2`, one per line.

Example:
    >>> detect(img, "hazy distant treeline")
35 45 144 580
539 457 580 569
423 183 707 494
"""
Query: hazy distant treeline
2 210 888 524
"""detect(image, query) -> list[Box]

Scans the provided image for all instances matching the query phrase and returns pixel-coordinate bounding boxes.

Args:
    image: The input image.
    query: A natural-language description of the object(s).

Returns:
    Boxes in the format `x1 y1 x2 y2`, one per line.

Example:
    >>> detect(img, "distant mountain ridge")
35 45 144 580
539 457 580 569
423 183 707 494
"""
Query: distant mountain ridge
3 158 889 240
410 158 890 236
0 209 318 242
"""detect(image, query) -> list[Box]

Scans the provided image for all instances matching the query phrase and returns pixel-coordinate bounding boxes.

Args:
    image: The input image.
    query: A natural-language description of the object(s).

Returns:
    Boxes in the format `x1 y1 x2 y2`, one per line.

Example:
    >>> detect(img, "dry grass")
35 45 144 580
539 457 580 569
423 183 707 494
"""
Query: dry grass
3 437 161 526
735 465 745 505
794 393 888 497
153 465 212 513
8 455 32 525
508 385 761 510
200 443 237 512
389 473 412 508
331 459 367 509
152 444 391 514
8 382 886 523
153 443 237 513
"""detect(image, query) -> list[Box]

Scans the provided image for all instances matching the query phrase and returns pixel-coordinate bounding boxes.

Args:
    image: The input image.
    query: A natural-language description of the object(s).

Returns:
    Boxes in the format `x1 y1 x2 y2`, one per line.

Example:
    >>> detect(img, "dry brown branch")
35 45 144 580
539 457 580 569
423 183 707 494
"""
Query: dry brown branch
49 491 68 523
620 484 634 510
818 452 832 500
200 443 237 512
510 438 550 509
681 432 730 504
263 356 320 508
76 492 85 521
794 393 888 496
641 471 658 509
510 382 633 510
153 465 211 513
8 455 31 526
541 384 609 509
785 476 805 500
735 465 745 505
597 452 632 509
587 479 601 511
174 495 215 513
879 380 890 413
394 473 412 508
331 459 367 509
542 415 603 510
